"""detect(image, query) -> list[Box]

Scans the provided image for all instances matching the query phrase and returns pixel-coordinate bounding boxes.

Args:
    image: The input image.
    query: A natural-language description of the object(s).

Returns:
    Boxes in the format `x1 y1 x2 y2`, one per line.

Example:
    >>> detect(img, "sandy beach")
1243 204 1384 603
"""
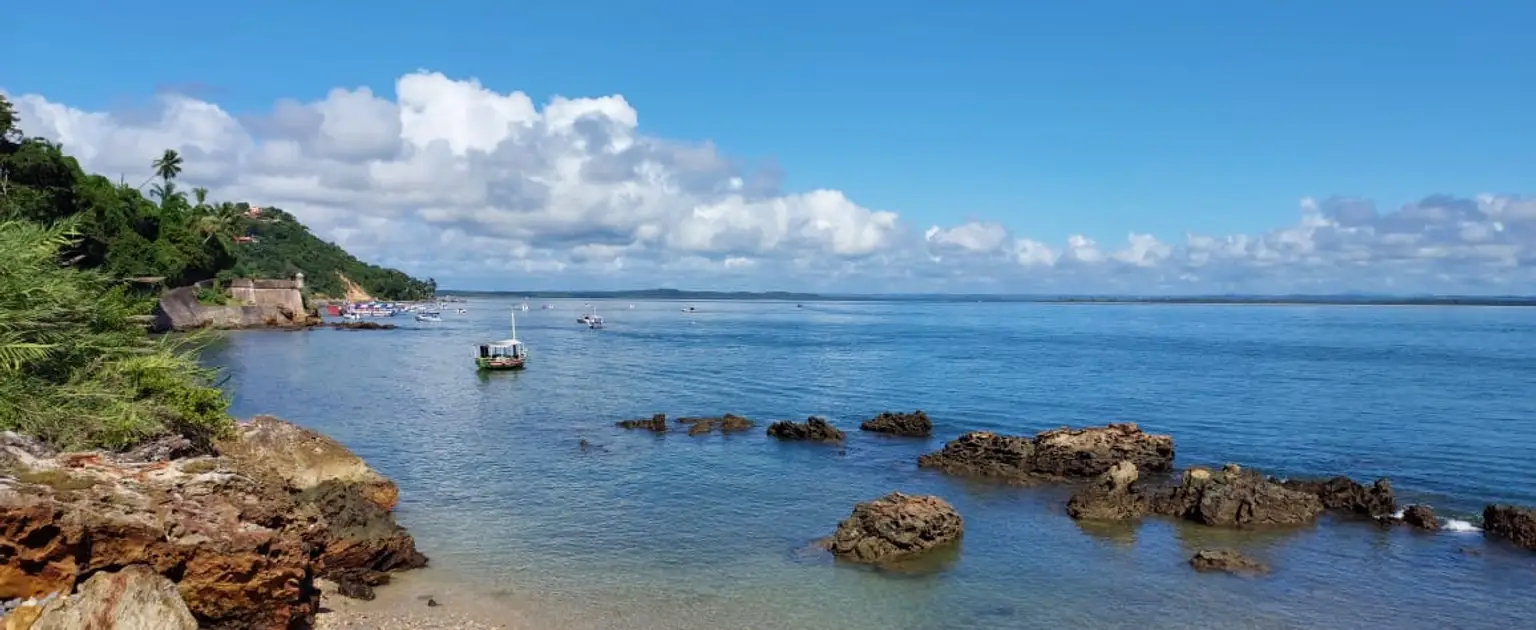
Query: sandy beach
315 570 531 630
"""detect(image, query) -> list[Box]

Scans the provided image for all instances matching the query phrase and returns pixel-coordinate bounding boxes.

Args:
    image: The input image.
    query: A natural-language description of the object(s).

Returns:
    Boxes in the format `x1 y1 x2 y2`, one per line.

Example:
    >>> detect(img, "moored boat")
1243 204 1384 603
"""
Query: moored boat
476 310 529 370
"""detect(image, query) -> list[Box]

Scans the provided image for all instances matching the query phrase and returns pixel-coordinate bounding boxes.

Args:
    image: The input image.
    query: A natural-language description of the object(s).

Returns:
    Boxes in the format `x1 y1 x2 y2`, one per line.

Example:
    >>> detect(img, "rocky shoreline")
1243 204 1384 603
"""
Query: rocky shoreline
0 416 427 629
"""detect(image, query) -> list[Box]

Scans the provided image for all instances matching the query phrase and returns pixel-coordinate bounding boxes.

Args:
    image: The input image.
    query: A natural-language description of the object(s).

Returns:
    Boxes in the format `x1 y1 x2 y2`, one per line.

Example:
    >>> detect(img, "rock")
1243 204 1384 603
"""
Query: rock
1066 461 1150 520
0 416 426 630
218 415 400 511
115 434 199 463
1151 465 1324 527
1402 505 1440 531
766 417 844 442
917 431 1035 480
334 576 376 601
1483 504 1536 551
30 565 197 630
859 411 932 437
1277 476 1396 518
679 414 755 436
327 321 396 330
1029 423 1175 477
616 414 668 432
918 423 1174 482
825 492 963 563
1188 549 1268 575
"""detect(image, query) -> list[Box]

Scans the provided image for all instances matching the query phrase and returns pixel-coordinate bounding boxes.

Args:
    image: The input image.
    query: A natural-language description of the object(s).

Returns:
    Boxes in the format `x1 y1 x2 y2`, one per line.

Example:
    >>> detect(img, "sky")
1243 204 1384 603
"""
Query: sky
3 0 1534 294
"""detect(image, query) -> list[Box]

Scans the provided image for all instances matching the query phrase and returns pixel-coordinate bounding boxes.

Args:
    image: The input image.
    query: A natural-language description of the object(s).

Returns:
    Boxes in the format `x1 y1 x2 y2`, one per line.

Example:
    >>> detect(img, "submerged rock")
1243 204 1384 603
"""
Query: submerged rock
1402 504 1440 531
767 417 845 442
1188 549 1268 575
826 492 963 564
1277 476 1396 518
30 565 197 630
860 410 933 437
680 414 756 436
918 423 1174 482
1483 505 1536 550
1151 464 1324 527
0 416 427 629
1066 461 1150 521
616 413 668 432
327 321 396 330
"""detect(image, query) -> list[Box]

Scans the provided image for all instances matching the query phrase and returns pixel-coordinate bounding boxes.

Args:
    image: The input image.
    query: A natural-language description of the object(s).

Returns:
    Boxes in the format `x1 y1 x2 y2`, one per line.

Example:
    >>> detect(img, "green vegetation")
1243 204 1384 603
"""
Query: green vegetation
0 93 433 301
0 218 233 450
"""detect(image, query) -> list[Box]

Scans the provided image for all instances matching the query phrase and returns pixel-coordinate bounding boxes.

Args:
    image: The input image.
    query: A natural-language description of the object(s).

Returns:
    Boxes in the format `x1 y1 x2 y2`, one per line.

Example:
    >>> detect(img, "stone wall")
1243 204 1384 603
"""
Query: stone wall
152 279 318 332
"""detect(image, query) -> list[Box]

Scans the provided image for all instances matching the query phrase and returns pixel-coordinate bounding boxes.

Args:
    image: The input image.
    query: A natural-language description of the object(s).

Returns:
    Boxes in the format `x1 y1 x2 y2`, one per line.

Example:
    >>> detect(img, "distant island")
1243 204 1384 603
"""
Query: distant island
442 289 1536 307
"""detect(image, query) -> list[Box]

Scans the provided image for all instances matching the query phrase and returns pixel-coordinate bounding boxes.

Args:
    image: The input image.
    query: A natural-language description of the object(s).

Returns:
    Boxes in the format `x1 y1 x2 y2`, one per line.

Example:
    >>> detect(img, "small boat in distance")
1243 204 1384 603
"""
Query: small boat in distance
476 310 528 371
579 306 604 329
415 313 441 323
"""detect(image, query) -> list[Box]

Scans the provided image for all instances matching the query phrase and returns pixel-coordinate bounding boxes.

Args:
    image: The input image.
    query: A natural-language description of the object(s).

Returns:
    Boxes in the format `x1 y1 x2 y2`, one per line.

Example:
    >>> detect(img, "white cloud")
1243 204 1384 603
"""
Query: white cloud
4 71 1534 294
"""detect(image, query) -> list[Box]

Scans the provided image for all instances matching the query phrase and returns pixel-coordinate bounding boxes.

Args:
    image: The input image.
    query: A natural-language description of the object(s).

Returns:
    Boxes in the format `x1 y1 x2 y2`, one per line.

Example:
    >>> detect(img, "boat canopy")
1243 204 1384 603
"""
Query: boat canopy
479 339 524 359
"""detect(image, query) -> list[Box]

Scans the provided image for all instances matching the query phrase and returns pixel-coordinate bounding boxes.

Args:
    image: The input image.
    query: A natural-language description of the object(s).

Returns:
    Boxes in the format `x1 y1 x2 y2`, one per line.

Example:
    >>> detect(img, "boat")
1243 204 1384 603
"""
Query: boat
519 300 530 312
580 306 604 329
476 310 529 371
415 313 441 323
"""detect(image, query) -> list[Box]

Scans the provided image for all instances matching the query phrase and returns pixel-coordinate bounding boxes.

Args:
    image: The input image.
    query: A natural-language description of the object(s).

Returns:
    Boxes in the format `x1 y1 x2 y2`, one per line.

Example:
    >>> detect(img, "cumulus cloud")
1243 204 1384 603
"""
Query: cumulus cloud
4 71 1534 293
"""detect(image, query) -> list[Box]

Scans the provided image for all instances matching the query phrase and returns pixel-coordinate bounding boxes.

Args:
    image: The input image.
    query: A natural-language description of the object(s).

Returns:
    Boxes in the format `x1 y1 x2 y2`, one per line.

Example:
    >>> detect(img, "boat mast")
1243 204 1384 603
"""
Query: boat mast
511 309 518 340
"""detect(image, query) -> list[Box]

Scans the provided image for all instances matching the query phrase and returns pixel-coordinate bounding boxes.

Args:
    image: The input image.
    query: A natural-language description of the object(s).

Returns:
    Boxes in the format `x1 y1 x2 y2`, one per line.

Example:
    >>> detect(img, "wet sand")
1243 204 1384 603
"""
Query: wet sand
314 570 533 630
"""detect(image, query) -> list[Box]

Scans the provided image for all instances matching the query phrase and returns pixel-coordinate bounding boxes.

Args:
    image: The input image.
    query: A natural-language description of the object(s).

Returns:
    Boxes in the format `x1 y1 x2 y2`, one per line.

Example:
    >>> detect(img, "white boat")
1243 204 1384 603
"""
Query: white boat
476 310 529 371
587 306 604 329
519 300 530 312
415 313 441 323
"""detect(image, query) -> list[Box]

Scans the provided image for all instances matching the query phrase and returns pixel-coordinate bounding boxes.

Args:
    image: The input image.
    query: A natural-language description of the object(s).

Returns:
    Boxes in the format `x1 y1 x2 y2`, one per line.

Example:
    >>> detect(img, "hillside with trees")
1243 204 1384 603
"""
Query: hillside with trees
0 94 433 301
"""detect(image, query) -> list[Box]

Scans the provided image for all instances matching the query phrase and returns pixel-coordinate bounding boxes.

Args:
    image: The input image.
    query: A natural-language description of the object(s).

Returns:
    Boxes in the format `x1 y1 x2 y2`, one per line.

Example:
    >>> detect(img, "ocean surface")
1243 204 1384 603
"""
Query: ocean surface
205 299 1536 630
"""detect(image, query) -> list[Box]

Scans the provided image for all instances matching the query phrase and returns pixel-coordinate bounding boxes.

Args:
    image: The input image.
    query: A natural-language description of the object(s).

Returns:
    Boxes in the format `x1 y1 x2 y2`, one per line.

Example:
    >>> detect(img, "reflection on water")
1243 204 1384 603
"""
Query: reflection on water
208 299 1536 630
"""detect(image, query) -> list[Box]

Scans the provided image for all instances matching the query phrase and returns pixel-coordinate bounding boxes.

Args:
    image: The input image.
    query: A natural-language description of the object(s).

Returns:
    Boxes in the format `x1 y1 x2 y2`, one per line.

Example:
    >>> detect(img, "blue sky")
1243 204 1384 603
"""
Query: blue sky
4 1 1534 293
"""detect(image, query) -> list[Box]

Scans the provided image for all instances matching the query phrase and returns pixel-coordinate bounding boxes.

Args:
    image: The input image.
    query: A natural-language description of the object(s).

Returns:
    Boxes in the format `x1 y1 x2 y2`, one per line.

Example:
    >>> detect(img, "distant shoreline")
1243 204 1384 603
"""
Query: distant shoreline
438 290 1536 308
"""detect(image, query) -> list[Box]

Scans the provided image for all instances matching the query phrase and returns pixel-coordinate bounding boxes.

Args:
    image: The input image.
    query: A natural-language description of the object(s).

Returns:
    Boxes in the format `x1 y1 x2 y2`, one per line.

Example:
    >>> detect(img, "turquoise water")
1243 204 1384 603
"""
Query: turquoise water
208 300 1536 630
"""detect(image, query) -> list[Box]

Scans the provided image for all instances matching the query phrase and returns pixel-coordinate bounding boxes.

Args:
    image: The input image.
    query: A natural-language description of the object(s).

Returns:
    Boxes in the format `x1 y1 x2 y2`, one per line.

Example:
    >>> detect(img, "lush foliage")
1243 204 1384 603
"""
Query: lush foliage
0 219 233 449
219 207 437 301
0 94 433 301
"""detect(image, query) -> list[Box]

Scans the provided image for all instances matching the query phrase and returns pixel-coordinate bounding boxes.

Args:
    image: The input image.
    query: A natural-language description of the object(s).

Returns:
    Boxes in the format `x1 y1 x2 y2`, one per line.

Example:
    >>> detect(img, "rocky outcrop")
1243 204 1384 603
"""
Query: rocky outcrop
1152 465 1324 527
1483 505 1536 551
1402 505 1440 531
679 414 755 436
616 414 668 432
1277 476 1396 518
1189 549 1268 575
28 565 198 630
1066 461 1150 520
918 424 1174 482
767 417 845 442
0 417 426 629
860 411 933 437
825 492 963 563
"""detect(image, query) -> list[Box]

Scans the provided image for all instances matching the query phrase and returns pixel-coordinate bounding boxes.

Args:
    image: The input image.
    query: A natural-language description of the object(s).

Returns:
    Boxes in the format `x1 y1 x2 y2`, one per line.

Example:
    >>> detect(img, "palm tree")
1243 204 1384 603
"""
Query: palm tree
150 181 186 208
140 149 183 189
192 187 209 211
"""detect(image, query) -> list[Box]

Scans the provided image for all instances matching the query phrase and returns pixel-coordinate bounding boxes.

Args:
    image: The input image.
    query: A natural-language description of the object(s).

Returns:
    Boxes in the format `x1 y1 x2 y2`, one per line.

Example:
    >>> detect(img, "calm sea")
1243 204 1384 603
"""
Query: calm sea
206 299 1536 630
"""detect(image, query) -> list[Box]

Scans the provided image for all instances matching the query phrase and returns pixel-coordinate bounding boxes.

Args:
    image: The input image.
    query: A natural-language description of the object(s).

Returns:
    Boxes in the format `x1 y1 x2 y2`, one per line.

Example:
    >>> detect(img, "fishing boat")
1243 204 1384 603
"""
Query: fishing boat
476 310 529 371
415 313 441 323
579 306 604 329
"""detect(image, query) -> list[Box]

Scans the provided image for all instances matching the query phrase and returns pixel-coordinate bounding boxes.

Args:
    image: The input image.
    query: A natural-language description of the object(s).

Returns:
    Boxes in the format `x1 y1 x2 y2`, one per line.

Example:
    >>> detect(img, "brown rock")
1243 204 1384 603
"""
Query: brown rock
218 415 400 511
1483 504 1536 550
1030 423 1175 477
1189 549 1268 575
616 413 668 432
679 414 755 436
327 321 397 330
917 431 1035 480
826 492 963 563
31 565 197 630
1277 476 1396 518
918 424 1175 482
1402 505 1440 531
1151 465 1324 527
860 411 933 437
767 417 844 442
1066 461 1150 520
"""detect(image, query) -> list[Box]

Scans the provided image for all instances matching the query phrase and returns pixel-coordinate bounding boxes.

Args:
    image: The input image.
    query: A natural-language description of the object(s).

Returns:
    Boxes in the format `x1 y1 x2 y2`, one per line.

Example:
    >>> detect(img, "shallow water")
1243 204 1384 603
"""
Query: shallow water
208 300 1536 630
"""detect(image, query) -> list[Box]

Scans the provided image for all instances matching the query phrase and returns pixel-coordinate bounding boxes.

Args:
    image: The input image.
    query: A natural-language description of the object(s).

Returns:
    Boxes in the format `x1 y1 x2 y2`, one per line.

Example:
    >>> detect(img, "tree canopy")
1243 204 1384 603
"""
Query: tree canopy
0 94 434 301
